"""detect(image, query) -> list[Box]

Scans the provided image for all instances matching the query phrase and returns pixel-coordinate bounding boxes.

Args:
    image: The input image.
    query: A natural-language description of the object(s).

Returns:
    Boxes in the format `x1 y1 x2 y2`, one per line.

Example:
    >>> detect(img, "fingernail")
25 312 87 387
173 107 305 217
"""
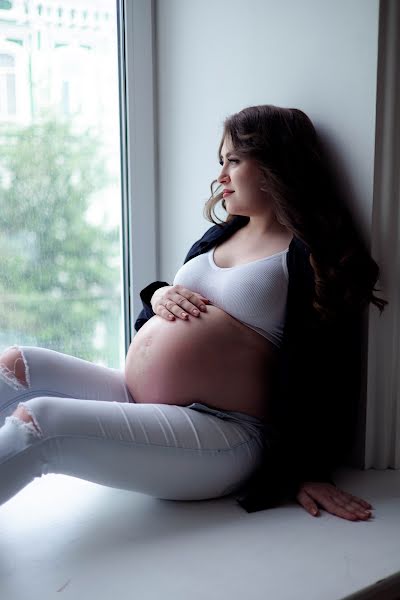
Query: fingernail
200 305 206 312
311 508 318 516
192 309 199 315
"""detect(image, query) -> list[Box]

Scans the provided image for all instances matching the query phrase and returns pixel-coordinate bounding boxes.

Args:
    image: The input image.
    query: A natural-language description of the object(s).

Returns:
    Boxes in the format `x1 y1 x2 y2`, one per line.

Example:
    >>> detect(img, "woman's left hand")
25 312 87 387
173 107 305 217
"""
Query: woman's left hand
296 482 373 521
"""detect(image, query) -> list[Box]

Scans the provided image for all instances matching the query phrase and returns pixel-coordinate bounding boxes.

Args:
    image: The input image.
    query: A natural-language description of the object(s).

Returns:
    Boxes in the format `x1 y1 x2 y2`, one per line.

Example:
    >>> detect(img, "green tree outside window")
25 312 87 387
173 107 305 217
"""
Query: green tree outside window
0 117 121 365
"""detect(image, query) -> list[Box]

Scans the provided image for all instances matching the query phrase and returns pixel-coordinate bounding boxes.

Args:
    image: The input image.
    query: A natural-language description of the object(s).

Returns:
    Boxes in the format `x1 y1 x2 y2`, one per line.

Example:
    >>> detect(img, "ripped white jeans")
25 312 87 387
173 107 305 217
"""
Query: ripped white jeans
0 346 267 507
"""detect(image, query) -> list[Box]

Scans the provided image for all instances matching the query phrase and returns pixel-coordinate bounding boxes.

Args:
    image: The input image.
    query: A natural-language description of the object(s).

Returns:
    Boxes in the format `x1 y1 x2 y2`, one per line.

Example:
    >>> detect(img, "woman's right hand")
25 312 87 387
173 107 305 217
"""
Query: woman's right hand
150 285 211 322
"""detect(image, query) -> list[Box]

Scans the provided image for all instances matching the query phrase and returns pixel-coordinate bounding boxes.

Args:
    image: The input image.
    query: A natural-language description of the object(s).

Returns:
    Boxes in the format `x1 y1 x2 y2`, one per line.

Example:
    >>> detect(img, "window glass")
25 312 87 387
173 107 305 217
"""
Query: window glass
0 0 124 368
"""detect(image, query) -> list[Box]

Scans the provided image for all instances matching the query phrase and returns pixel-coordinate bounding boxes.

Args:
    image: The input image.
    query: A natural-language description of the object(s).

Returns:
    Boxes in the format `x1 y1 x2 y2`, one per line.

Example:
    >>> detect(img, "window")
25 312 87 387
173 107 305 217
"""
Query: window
0 0 124 368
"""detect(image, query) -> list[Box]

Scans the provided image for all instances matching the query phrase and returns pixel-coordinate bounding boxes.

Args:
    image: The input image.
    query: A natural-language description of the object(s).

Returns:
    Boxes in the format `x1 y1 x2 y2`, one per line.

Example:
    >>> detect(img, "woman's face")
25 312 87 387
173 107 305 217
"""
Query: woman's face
217 138 270 217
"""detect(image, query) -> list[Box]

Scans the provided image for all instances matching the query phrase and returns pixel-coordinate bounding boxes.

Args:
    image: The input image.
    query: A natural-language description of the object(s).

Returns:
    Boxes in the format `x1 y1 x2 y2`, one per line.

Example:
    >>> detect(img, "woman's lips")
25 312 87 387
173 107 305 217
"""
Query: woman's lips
222 190 234 198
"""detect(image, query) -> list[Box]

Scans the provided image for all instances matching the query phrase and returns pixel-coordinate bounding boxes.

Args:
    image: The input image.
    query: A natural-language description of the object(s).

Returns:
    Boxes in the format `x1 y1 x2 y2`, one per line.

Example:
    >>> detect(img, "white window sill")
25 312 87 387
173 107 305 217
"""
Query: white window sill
1 467 399 600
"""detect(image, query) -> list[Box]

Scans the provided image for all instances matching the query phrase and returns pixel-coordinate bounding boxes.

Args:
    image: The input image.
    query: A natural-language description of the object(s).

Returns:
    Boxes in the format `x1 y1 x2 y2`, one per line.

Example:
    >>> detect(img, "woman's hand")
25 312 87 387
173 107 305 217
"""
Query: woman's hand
296 482 373 521
151 285 211 322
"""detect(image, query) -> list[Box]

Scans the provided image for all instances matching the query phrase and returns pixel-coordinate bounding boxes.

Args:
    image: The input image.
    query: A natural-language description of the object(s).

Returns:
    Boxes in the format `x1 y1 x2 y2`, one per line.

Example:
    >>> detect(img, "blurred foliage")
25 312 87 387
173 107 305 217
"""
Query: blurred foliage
0 117 121 363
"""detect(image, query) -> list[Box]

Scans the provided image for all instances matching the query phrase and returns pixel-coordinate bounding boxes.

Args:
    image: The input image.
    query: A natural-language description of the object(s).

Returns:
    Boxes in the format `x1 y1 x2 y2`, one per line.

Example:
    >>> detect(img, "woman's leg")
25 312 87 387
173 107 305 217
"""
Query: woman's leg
0 346 133 424
0 394 265 507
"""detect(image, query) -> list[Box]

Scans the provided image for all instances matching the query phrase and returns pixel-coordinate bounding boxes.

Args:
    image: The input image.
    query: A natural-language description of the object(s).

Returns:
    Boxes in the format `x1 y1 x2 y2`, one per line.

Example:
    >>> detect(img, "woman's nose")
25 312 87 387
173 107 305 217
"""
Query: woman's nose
217 167 230 184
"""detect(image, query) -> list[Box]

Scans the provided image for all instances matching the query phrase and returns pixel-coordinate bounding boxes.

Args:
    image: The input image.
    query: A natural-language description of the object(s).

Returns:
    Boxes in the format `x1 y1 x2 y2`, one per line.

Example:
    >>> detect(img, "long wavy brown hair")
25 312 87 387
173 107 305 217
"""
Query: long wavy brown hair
204 104 387 321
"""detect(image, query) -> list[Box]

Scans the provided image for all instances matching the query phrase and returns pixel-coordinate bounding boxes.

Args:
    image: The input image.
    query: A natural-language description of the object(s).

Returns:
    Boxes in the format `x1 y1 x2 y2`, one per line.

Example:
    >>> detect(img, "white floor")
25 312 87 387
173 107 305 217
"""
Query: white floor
0 467 399 600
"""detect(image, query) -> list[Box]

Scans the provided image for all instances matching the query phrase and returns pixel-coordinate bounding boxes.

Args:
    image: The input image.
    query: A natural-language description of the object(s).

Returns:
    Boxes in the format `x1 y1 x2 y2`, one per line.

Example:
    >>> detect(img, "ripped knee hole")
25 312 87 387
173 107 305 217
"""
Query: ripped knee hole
13 405 42 435
0 347 29 388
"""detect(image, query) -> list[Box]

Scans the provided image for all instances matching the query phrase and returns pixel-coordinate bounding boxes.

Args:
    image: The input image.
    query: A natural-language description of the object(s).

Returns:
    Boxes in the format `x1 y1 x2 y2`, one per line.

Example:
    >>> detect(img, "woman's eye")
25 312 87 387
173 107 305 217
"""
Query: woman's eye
219 158 238 166
228 158 239 163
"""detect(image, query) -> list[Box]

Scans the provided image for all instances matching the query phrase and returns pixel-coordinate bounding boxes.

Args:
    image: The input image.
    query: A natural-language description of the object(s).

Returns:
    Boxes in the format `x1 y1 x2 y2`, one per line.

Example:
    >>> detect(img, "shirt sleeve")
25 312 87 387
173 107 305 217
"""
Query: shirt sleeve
235 310 362 513
134 281 171 332
276 310 363 497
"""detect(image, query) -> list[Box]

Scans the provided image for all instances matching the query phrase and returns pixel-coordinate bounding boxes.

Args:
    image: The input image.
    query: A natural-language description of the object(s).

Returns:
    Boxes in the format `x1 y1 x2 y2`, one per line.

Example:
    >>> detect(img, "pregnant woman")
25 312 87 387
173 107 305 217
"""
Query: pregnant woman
0 105 387 520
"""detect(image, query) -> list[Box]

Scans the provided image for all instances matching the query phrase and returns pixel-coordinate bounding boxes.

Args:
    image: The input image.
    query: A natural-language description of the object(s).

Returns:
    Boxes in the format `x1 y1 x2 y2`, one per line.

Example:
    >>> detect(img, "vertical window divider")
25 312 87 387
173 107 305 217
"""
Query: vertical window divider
117 0 158 355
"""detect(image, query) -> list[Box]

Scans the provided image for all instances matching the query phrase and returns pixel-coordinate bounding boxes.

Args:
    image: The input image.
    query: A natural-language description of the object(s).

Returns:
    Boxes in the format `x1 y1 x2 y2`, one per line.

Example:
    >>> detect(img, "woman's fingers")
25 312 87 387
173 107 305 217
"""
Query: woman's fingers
171 291 209 318
296 482 374 521
296 488 320 517
334 489 373 510
154 287 210 321
327 490 373 520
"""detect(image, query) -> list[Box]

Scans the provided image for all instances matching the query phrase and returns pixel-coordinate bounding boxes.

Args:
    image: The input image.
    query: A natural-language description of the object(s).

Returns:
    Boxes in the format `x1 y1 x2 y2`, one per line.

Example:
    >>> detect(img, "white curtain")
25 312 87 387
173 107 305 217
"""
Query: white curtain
365 0 400 469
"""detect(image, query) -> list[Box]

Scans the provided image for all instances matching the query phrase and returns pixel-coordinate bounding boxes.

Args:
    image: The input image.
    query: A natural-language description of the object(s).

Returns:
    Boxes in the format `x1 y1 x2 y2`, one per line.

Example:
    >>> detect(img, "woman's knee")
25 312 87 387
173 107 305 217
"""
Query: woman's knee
11 396 57 440
12 404 42 435
15 396 67 439
0 346 29 389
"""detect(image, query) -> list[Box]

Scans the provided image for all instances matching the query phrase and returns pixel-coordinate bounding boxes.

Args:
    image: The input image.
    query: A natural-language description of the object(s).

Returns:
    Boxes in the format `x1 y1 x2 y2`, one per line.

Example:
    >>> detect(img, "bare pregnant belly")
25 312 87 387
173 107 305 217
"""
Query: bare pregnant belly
125 305 279 420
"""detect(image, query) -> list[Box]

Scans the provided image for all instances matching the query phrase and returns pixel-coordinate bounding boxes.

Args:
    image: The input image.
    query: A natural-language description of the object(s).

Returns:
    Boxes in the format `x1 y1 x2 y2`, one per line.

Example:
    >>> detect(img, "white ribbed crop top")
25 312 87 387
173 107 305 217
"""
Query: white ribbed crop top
172 245 290 348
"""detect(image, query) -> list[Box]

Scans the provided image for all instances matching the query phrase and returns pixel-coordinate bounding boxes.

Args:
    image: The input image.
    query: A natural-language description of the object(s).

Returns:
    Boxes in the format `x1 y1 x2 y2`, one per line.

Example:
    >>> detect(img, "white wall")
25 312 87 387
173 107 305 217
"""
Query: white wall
155 0 380 282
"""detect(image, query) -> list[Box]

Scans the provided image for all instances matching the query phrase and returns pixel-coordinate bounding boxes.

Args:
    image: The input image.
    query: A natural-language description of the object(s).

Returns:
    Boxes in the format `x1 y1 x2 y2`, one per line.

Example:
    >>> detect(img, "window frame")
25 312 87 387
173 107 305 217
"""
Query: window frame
117 0 158 354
